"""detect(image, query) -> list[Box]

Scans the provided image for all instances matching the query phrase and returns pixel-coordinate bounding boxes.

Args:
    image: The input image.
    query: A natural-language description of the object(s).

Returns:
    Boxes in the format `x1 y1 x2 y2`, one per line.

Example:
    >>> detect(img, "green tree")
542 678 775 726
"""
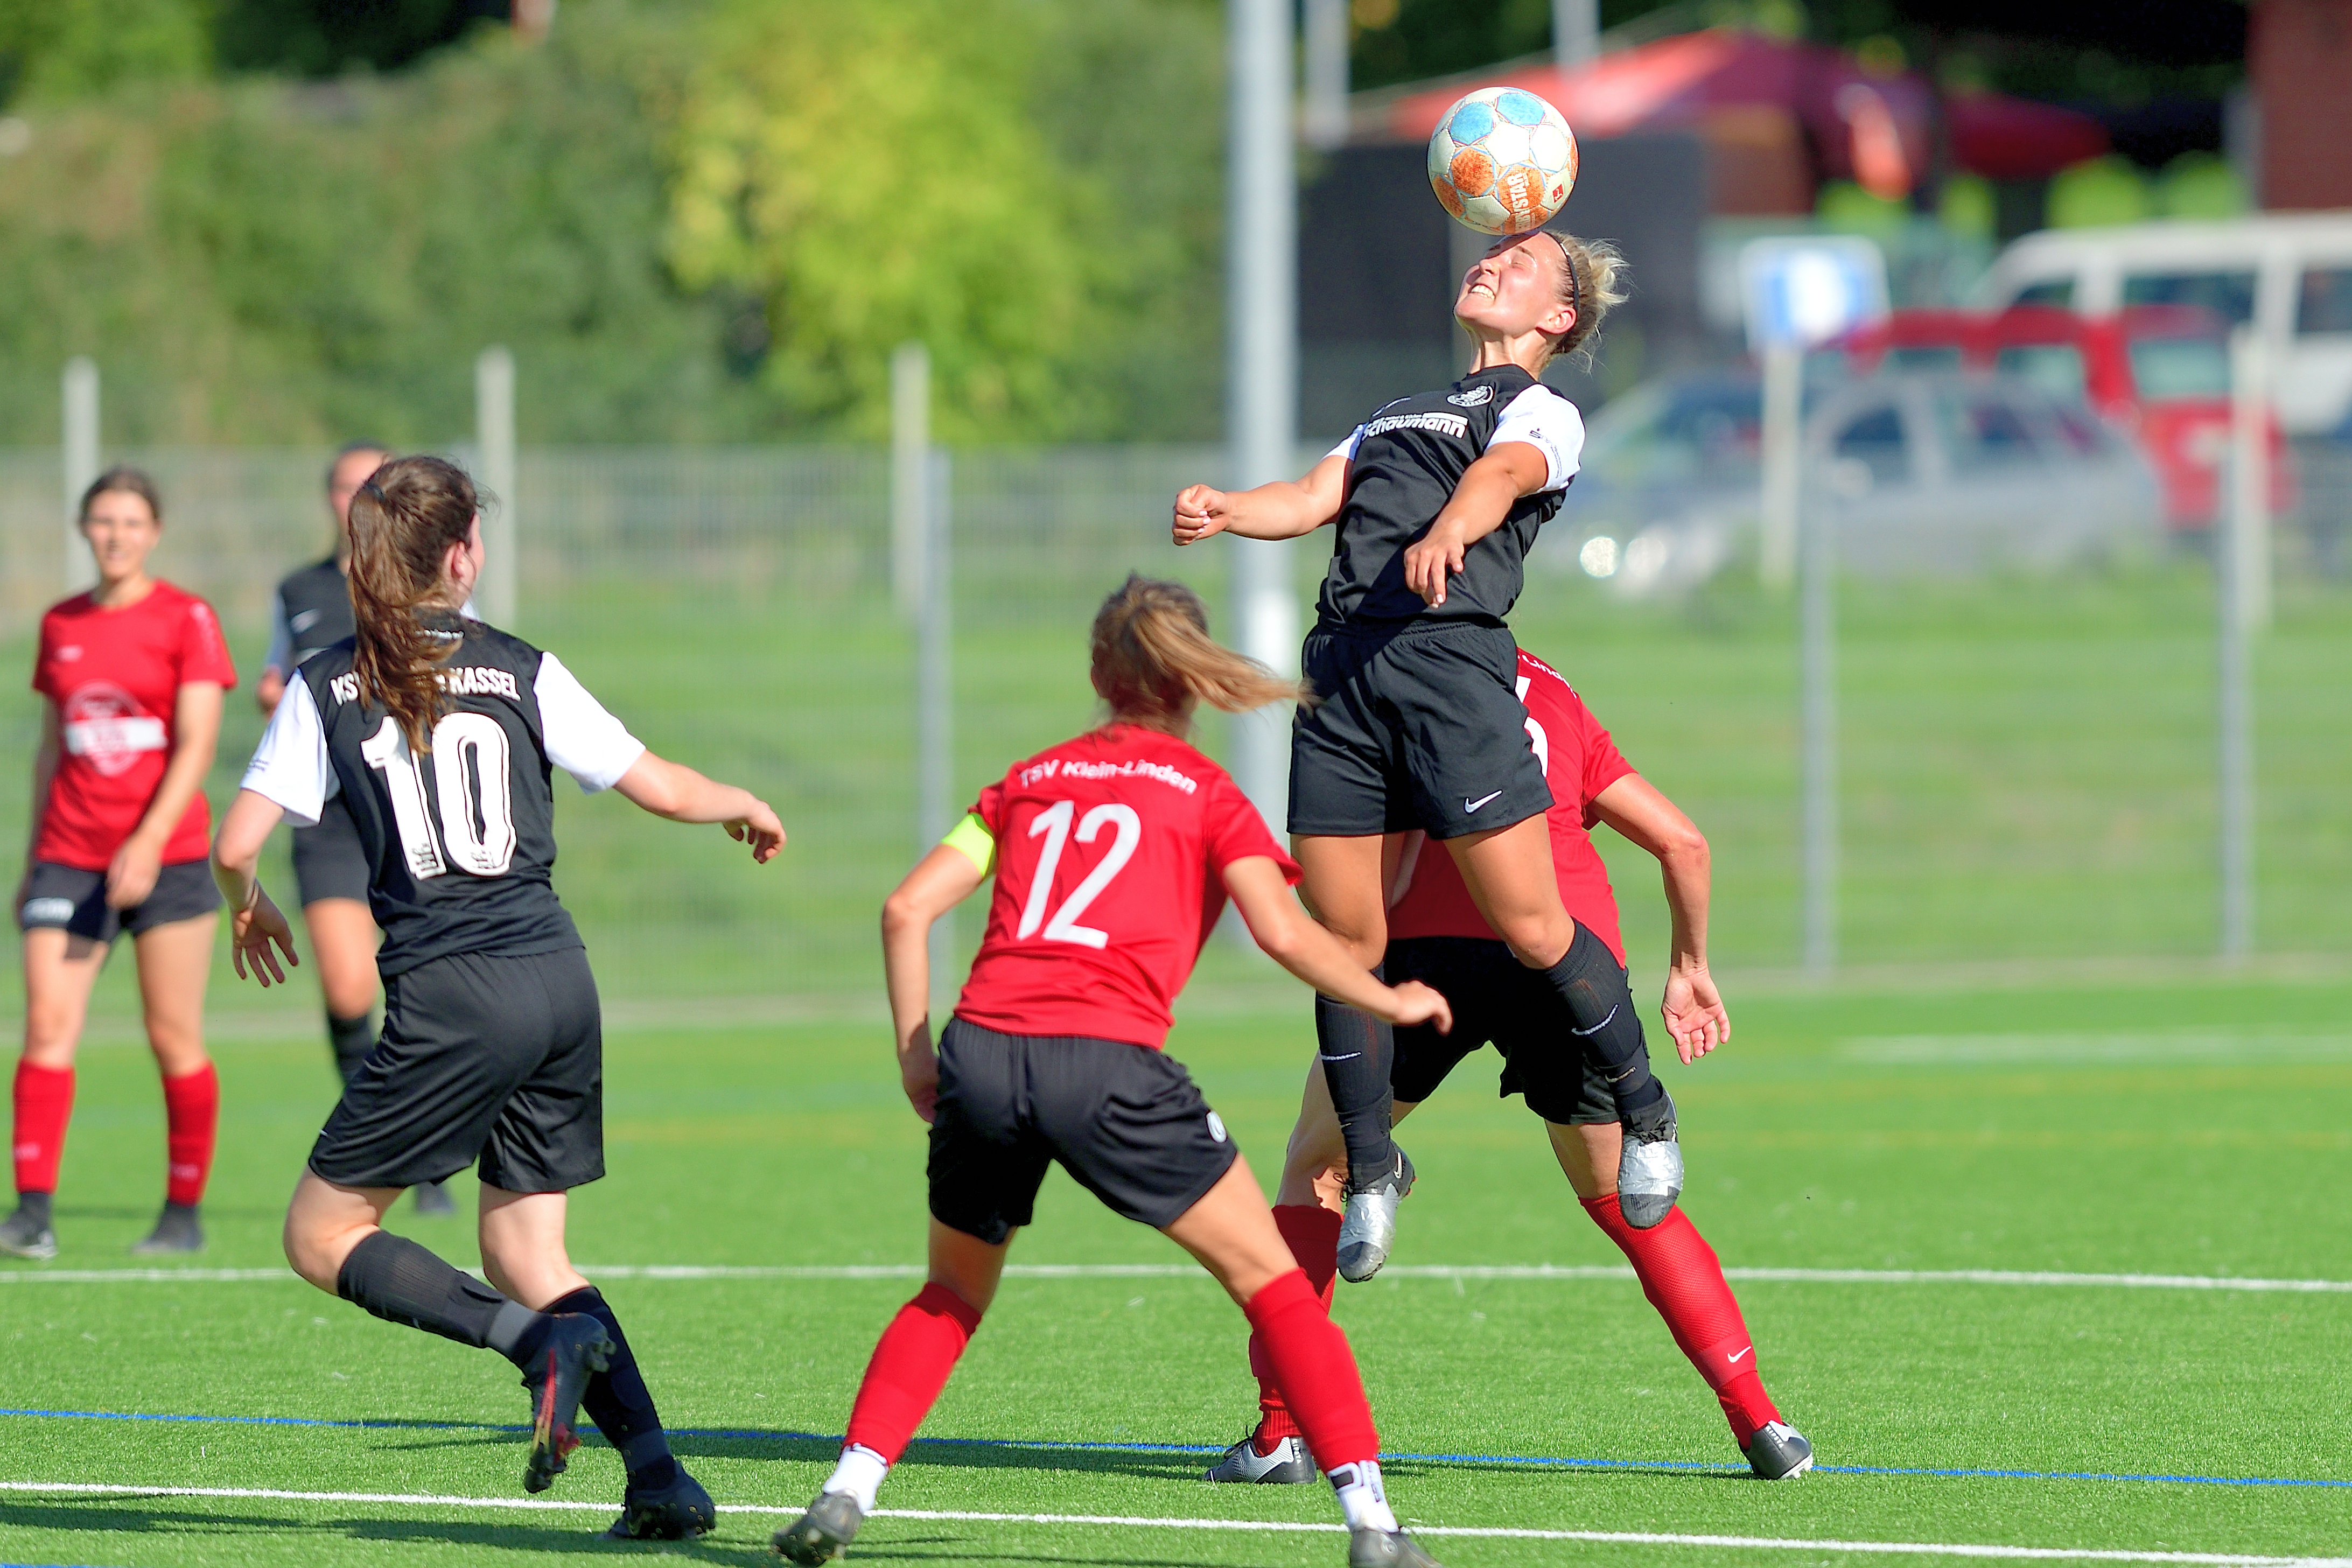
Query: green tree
0 0 210 104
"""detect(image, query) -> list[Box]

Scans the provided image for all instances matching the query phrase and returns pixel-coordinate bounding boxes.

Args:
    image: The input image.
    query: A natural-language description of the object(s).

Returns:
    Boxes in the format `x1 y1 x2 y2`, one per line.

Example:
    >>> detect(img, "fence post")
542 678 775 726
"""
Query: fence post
918 450 955 1007
2217 328 2265 960
61 358 98 593
1800 462 1837 976
474 347 518 627
1227 0 1299 841
892 343 931 619
1758 343 1801 590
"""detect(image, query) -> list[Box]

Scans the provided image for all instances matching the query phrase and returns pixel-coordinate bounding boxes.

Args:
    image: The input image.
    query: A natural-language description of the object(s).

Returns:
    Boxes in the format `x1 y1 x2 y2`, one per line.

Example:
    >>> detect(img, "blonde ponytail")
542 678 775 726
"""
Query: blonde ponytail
1538 230 1628 367
1089 574 1306 732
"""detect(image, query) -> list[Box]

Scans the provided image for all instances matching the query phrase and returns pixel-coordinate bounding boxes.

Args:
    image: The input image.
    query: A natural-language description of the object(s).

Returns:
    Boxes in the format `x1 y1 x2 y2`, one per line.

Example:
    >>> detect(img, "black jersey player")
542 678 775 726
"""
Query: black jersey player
1173 230 1678 1278
212 456 783 1538
257 442 457 1217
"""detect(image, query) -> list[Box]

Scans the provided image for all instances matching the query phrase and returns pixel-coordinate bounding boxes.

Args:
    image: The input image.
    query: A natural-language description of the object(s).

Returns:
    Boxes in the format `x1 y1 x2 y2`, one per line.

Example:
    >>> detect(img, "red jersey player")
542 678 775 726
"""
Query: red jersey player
7 467 236 1260
774 577 1458 1568
1203 648 1814 1486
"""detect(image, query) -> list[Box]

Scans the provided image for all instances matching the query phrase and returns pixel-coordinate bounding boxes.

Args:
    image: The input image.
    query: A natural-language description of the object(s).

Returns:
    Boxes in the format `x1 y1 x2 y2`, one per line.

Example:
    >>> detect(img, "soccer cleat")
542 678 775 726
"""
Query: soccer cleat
1349 1528 1448 1567
1204 1431 1315 1484
519 1314 613 1493
607 1465 717 1539
412 1181 458 1217
0 1205 56 1262
1336 1147 1415 1283
1616 1090 1682 1229
129 1202 204 1256
773 1489 865 1563
1744 1420 1814 1480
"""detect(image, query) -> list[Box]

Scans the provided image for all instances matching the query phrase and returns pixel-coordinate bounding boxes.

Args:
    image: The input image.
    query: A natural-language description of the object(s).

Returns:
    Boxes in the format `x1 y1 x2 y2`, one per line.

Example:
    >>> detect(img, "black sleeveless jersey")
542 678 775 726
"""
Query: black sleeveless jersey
299 619 582 977
1314 363 1584 631
274 556 356 670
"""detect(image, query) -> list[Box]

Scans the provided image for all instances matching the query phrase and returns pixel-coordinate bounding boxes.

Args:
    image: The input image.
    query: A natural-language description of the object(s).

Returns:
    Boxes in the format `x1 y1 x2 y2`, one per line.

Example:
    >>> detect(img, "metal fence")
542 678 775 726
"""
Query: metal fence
2 442 2348 1006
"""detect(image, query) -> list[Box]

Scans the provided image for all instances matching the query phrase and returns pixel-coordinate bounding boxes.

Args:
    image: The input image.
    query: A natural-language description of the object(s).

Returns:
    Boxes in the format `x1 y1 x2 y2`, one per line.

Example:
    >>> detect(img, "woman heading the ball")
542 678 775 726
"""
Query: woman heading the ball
1172 229 1682 1282
773 576 1453 1568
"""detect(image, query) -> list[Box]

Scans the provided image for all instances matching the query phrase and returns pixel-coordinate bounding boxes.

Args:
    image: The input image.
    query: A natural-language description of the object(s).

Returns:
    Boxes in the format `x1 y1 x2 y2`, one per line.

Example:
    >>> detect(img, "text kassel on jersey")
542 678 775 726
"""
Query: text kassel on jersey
327 665 520 705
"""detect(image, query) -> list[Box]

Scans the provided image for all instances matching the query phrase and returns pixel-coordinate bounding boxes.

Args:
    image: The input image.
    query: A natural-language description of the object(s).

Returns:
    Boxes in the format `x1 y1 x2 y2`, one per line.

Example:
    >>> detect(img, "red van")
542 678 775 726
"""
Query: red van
1839 305 2292 530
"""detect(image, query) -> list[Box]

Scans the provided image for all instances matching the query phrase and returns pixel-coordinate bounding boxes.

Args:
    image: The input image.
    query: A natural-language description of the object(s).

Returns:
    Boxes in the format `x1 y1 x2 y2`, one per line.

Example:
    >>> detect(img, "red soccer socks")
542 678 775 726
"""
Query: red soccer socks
842 1283 984 1465
1250 1205 1341 1448
162 1064 219 1208
12 1061 74 1197
1583 1192 1782 1444
1241 1266 1380 1473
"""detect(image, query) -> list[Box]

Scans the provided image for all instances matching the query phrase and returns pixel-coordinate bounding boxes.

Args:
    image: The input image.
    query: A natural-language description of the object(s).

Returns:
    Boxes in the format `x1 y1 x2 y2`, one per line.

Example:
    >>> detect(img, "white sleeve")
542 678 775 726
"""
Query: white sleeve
261 598 293 679
535 652 646 794
239 671 337 828
1490 386 1585 493
1327 426 1364 463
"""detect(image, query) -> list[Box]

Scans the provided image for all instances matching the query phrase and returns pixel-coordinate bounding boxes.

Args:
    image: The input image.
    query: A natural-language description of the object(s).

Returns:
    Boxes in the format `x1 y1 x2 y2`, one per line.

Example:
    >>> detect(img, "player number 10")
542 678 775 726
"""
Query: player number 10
360 713 520 880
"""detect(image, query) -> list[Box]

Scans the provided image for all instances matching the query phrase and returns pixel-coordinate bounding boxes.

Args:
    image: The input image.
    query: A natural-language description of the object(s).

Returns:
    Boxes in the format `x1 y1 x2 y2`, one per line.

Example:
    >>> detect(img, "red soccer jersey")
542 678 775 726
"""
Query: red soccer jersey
31 582 237 870
1385 649 1635 965
954 723 1301 1049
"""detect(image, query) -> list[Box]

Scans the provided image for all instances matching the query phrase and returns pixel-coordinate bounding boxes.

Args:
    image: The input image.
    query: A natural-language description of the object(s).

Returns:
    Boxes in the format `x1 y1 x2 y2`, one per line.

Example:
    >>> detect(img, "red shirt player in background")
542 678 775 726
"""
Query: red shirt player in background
774 577 1460 1568
6 467 236 1261
1203 648 1815 1487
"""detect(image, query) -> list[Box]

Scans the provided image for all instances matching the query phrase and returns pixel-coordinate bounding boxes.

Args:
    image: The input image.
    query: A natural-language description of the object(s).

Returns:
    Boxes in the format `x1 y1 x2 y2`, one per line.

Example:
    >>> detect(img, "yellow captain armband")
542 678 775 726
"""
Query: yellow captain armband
941 813 997 876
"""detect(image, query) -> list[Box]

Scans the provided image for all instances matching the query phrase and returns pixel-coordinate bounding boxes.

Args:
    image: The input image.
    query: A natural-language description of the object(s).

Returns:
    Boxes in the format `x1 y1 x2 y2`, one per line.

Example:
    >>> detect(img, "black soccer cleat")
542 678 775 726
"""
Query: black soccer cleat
1336 1147 1415 1283
1204 1431 1315 1484
773 1489 864 1563
0 1204 57 1262
129 1201 204 1256
1616 1089 1682 1229
607 1465 717 1539
1348 1527 1447 1567
1743 1419 1814 1480
520 1314 613 1493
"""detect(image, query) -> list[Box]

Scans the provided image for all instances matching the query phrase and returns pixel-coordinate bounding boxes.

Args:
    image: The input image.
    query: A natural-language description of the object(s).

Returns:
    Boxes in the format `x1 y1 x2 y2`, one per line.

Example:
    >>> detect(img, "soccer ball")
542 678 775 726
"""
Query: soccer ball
1427 87 1578 236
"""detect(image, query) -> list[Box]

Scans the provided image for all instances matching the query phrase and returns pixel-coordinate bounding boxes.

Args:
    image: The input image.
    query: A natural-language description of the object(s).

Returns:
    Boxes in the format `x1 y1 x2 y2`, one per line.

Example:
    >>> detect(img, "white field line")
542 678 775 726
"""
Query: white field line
0 1482 2339 1566
3 1263 2349 1294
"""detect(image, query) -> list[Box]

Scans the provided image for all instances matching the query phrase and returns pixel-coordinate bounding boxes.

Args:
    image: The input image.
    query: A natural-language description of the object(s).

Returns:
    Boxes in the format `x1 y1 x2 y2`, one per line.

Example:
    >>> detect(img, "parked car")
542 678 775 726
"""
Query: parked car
1837 305 2292 530
1972 214 2352 435
1546 369 2165 597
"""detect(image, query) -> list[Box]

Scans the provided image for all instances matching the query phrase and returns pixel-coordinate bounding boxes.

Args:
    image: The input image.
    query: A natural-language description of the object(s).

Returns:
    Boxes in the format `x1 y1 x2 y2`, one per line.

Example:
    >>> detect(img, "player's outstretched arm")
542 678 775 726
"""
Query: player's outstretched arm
1592 772 1727 1062
610 752 783 864
1222 855 1453 1033
880 844 988 1123
211 788 299 989
1172 453 1349 545
1401 441 1551 607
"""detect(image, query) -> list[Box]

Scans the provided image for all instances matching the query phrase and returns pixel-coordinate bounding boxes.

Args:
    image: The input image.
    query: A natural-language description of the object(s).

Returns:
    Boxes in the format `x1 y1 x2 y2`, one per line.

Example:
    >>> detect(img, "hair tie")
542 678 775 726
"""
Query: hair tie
360 480 387 504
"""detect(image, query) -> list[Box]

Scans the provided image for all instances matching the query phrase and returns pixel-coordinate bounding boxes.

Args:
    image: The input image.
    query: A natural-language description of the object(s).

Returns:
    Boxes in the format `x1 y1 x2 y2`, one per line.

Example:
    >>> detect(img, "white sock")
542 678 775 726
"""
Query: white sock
1328 1459 1398 1534
820 1444 889 1513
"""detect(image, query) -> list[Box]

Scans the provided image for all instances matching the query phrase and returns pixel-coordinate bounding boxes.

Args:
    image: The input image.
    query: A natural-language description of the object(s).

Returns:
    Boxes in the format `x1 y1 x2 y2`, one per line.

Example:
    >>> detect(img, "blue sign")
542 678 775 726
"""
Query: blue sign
1739 237 1890 353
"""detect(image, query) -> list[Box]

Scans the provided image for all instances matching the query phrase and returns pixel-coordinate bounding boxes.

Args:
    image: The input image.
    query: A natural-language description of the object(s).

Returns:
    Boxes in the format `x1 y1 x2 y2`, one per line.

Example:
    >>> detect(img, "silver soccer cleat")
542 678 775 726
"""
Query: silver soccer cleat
1336 1148 1415 1283
0 1205 57 1262
1744 1420 1814 1480
773 1489 865 1563
1349 1527 1448 1567
1616 1091 1682 1229
1204 1432 1315 1484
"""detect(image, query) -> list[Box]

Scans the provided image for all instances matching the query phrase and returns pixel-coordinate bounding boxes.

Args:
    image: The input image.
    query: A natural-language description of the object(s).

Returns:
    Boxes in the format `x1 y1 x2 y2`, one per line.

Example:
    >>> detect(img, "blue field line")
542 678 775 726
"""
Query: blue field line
3 1404 2345 1493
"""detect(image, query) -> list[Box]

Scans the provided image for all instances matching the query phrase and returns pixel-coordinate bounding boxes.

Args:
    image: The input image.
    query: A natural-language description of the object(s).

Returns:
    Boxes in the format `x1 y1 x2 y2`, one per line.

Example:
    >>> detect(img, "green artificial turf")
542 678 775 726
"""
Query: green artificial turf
2 971 2348 1566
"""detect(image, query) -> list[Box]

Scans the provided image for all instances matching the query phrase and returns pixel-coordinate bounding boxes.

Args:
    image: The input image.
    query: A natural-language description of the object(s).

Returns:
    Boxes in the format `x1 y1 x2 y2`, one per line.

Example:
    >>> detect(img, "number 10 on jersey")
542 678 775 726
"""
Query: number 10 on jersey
360 715 519 879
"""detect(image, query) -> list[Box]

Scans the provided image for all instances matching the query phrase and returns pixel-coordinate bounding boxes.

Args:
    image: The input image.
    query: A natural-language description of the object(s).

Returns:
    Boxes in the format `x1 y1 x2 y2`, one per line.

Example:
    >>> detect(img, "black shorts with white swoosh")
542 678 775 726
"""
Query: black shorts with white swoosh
1289 620 1552 839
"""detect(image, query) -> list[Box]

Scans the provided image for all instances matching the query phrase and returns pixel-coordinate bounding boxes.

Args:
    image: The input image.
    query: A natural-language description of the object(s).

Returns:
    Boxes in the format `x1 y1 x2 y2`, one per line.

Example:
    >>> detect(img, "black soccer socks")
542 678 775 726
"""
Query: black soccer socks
335 1229 552 1362
1315 984 1397 1194
548 1285 678 1486
1535 928 1670 1132
327 1012 374 1087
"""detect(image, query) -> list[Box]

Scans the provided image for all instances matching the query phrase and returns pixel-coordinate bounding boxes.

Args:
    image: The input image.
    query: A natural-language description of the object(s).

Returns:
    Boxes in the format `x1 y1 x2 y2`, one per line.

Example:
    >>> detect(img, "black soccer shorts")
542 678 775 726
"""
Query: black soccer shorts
1289 620 1552 840
1384 932 1640 1125
928 1019 1239 1246
308 946 604 1193
290 793 372 907
17 860 221 944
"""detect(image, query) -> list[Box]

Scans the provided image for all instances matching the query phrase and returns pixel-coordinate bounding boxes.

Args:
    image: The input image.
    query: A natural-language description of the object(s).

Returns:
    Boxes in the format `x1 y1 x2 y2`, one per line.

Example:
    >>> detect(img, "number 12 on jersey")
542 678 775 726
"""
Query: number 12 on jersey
360 714 519 879
1014 798 1140 949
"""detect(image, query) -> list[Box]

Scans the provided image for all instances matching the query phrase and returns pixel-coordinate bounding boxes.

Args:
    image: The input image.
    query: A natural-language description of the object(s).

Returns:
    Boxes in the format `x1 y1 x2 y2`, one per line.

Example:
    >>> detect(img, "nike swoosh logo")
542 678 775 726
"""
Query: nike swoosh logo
1727 1346 1752 1364
1464 790 1504 813
1570 1004 1619 1036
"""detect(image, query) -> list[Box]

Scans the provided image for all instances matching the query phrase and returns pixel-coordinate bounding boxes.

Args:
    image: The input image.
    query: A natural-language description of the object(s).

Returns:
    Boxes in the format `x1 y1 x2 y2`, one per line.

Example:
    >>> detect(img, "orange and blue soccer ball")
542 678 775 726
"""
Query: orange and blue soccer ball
1427 87 1578 236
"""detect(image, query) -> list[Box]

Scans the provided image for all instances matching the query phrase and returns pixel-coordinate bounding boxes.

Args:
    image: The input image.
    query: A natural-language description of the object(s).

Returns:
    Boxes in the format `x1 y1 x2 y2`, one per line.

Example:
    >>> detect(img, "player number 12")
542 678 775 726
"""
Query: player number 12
1016 798 1141 949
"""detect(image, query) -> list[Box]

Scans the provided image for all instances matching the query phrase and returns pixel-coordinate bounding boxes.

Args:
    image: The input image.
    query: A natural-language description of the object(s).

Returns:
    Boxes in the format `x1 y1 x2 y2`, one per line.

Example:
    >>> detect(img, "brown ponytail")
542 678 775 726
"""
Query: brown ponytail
1089 574 1306 733
345 454 480 753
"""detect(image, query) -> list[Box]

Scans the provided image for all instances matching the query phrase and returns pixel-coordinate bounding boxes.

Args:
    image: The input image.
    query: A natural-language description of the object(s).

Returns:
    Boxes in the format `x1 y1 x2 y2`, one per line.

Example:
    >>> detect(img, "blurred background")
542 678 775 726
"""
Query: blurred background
0 0 2345 1011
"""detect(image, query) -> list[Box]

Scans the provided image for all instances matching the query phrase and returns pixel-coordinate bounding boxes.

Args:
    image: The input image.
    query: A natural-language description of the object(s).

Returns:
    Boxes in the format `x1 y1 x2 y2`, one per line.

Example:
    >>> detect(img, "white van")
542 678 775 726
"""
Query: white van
1973 214 2352 434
